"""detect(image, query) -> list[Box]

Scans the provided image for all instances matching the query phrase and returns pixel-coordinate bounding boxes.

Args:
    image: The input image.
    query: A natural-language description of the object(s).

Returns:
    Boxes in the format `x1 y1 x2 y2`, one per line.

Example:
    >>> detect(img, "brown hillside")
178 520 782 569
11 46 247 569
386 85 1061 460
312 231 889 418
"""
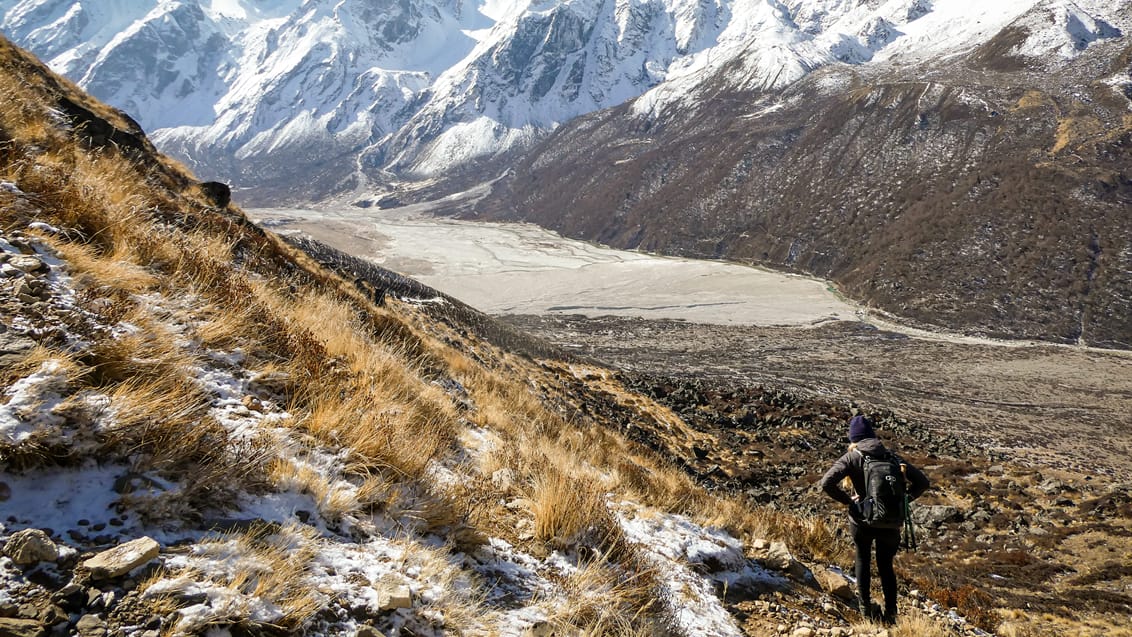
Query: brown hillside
475 40 1132 348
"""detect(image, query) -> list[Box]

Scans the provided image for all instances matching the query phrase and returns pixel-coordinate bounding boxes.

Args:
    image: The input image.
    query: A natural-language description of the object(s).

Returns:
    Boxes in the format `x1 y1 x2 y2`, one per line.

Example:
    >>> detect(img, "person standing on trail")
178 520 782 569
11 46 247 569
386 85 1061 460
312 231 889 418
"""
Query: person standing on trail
819 414 930 626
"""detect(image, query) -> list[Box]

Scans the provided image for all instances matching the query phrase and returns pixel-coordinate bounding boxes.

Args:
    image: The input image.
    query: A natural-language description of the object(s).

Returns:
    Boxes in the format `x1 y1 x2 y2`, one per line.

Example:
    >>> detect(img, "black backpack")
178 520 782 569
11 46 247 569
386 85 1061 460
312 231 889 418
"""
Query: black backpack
857 450 907 529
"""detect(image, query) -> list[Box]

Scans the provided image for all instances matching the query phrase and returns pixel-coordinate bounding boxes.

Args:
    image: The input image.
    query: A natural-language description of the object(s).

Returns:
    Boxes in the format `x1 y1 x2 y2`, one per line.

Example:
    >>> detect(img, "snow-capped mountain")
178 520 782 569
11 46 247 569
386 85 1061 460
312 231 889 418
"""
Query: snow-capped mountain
0 0 1124 201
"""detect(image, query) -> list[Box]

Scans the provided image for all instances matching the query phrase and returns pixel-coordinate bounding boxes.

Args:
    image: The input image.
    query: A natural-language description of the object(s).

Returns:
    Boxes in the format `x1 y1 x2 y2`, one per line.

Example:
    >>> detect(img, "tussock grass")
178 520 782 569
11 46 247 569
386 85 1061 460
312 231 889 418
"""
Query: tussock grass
144 523 323 633
54 239 159 301
0 344 78 387
529 467 611 549
84 315 196 387
269 457 359 523
0 350 87 469
548 547 668 636
851 606 954 637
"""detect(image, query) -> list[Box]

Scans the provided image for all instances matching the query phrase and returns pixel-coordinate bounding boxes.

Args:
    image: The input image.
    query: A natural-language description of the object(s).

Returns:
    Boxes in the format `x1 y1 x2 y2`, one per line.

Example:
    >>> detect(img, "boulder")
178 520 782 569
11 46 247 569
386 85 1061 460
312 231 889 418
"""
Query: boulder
6 255 46 274
522 621 555 637
198 181 231 208
0 331 36 367
3 529 58 566
763 541 794 571
812 565 855 600
81 537 159 580
74 615 107 637
377 585 412 611
912 505 962 526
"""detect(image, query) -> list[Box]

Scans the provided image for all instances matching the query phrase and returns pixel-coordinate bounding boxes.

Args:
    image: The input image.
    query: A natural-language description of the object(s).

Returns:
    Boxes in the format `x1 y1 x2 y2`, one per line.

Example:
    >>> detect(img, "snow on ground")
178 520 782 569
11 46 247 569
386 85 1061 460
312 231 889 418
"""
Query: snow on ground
247 205 858 327
618 504 787 637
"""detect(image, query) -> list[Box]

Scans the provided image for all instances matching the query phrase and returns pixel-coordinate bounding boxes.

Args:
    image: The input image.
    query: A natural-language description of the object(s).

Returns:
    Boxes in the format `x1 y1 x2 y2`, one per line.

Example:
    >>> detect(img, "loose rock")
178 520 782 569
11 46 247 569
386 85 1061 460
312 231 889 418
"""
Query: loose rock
6 255 46 274
764 541 795 571
74 614 107 637
81 537 159 580
377 585 412 611
3 529 58 566
813 566 854 600
522 621 555 637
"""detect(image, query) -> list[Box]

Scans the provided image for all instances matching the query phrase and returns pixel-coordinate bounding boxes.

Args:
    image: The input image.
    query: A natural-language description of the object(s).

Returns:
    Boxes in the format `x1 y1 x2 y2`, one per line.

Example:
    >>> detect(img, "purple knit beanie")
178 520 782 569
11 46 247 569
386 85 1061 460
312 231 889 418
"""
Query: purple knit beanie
848 415 876 442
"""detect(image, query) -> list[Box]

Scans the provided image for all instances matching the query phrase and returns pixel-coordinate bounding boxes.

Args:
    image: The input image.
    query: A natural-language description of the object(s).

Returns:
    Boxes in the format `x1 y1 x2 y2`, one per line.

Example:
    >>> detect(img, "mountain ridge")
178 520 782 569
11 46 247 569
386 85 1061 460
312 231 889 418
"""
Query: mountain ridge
470 2 1132 347
4 0 1122 201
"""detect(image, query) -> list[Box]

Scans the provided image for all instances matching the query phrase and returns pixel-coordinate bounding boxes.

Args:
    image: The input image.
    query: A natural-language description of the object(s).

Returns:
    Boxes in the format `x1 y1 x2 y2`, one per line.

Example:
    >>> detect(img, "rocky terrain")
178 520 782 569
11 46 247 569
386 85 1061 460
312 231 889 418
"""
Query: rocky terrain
2 15 1131 637
506 313 1132 635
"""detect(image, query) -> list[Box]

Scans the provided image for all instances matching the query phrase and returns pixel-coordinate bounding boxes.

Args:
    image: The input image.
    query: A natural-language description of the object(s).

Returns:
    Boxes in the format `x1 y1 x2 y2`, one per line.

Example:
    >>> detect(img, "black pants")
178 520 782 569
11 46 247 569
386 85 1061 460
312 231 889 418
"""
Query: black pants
852 522 901 616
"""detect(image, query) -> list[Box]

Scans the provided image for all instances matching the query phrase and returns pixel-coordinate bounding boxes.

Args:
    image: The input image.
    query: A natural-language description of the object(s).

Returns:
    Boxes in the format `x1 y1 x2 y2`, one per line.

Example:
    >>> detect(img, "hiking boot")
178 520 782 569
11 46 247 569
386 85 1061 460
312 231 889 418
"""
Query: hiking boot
858 600 884 622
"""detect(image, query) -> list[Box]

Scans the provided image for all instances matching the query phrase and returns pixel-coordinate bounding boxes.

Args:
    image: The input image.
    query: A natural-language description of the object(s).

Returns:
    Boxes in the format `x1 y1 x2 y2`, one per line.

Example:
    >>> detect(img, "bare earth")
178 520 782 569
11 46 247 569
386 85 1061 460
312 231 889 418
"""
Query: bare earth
248 205 1132 480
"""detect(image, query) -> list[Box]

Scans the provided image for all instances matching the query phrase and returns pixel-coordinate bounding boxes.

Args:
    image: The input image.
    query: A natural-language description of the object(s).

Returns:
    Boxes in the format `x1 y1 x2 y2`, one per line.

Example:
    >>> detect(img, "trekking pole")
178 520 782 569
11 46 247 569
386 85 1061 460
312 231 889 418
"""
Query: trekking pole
903 491 917 551
900 464 917 552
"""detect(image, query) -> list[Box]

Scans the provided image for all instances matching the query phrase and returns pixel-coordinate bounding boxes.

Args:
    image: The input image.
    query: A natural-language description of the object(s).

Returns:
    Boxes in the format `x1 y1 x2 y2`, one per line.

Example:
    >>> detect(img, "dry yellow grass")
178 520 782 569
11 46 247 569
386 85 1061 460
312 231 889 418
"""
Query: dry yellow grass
849 606 955 637
528 466 611 548
1051 115 1104 155
548 547 666 636
142 523 323 633
51 239 160 299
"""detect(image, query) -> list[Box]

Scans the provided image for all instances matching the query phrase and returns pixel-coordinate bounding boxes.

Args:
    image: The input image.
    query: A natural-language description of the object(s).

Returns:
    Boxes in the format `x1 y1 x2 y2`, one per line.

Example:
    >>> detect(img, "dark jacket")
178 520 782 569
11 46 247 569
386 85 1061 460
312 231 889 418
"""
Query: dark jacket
819 438 930 509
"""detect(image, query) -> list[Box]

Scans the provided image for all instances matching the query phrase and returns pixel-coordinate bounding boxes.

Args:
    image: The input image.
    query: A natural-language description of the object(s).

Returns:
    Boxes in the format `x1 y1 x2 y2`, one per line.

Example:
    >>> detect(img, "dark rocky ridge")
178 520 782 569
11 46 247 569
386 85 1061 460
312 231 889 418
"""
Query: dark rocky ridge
472 32 1132 348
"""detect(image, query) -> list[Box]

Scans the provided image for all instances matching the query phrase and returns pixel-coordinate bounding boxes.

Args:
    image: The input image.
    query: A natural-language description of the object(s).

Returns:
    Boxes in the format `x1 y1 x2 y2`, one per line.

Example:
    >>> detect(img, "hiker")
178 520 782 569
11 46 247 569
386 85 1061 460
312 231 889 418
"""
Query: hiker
819 414 929 626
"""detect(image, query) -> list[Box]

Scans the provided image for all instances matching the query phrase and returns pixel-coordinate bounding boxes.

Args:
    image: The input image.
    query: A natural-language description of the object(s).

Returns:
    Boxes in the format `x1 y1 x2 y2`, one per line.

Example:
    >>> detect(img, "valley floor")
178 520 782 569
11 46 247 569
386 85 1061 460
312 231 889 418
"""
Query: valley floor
250 204 1132 480
505 314 1132 481
246 206 856 326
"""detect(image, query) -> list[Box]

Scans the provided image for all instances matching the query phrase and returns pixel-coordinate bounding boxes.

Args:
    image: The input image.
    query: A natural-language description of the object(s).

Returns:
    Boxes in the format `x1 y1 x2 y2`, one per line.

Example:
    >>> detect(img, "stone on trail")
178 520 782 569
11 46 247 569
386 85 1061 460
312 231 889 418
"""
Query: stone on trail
812 565 854 600
764 541 794 571
81 537 159 580
3 529 58 566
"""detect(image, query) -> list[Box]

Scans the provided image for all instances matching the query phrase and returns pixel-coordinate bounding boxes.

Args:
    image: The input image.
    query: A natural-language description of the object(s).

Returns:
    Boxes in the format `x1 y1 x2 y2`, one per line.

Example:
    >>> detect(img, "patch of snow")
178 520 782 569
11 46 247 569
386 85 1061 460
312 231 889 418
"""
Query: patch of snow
0 463 140 537
1010 0 1123 61
27 221 61 234
618 505 785 637
0 361 69 445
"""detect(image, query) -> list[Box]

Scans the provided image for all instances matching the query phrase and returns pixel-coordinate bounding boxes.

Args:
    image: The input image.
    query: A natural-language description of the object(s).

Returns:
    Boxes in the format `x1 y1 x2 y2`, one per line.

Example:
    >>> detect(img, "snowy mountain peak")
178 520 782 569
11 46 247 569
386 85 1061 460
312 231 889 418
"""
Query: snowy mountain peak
0 0 1125 200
